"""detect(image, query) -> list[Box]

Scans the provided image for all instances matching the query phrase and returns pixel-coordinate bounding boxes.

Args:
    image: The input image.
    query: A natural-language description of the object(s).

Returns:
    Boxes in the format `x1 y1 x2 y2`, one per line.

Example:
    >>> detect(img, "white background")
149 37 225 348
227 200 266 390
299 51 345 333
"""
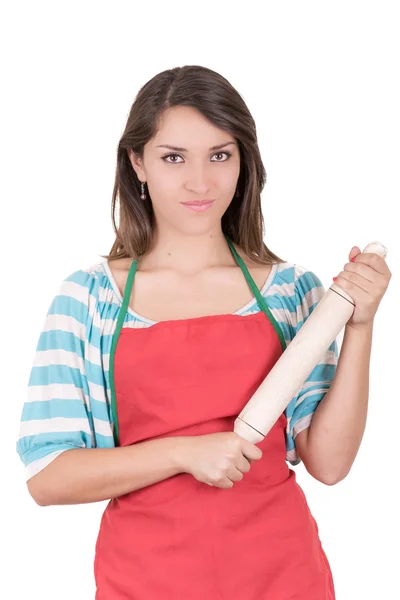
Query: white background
2 1 399 598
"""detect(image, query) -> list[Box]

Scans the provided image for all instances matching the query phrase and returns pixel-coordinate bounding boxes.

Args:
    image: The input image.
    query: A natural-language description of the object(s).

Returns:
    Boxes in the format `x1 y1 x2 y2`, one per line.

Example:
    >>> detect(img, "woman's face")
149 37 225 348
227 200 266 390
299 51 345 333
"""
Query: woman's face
128 105 241 235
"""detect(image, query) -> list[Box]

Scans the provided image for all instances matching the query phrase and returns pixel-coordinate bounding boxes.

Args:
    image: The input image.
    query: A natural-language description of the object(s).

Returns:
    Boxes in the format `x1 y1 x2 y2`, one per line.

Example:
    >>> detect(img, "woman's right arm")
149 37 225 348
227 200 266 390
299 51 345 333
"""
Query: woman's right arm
16 267 189 506
28 431 263 505
27 436 188 506
17 266 261 506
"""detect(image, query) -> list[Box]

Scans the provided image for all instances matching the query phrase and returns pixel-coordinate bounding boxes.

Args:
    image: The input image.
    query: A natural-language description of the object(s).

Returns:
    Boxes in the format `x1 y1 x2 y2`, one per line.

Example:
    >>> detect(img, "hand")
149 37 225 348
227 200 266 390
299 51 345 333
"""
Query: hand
179 432 263 489
333 246 392 331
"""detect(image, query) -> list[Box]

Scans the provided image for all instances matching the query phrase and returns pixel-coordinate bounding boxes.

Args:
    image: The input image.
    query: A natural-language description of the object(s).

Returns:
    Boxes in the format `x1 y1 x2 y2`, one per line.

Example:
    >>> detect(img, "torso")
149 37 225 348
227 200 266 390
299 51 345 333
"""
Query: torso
107 244 272 322
96 245 336 598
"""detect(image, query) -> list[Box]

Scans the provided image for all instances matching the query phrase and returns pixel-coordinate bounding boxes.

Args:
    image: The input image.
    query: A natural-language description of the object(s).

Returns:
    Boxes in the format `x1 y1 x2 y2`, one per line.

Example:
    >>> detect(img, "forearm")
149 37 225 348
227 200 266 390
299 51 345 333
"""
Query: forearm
304 322 373 482
28 436 188 506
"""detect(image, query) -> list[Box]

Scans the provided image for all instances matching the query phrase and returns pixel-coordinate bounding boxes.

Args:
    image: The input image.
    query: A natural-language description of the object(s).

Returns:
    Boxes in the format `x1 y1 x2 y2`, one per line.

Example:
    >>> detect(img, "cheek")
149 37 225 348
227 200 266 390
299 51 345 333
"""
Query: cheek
145 182 179 218
224 161 241 189
209 162 240 195
148 168 181 197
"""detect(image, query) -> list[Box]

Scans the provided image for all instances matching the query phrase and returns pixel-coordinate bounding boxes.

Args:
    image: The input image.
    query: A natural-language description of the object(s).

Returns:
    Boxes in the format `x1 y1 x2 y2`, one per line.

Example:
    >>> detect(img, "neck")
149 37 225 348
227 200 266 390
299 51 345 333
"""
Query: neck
138 227 236 275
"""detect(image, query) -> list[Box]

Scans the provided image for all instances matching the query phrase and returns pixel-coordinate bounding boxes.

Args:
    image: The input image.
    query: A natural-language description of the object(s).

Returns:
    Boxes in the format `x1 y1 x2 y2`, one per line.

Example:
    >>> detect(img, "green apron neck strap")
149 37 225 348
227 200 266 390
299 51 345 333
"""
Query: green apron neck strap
224 234 286 351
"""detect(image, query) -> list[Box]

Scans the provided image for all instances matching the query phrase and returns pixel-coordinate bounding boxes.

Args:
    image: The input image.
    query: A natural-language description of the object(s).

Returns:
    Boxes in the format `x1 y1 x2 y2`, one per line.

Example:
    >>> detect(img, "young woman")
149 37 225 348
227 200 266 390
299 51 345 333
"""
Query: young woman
16 65 391 599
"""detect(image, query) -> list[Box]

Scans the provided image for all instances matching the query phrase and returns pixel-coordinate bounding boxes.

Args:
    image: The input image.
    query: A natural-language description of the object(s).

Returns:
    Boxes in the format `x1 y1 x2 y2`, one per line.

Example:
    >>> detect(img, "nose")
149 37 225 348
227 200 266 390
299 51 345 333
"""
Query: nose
185 163 213 194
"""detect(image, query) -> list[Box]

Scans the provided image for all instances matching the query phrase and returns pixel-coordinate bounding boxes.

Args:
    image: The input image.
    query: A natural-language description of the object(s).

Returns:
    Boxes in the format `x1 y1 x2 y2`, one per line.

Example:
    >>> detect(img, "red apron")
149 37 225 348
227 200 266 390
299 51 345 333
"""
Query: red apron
94 236 336 599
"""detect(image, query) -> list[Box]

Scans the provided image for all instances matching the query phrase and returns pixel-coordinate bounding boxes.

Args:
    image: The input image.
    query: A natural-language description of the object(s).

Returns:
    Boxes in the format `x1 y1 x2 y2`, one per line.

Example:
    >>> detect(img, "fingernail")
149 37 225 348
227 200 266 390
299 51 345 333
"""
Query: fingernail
350 257 356 262
333 277 337 281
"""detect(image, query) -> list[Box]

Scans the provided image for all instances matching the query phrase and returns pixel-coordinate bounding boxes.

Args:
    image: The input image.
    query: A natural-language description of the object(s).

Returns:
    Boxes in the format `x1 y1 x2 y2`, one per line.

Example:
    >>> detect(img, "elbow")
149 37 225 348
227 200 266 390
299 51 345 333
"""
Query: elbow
27 488 49 507
27 480 48 506
25 453 71 506
317 469 349 486
320 475 342 486
27 474 57 507
304 460 350 485
302 453 351 486
33 495 50 507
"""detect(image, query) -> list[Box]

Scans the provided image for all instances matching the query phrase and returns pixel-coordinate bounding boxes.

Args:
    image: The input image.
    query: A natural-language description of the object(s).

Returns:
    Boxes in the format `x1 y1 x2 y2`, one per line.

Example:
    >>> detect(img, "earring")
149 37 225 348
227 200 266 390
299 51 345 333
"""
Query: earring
140 181 147 200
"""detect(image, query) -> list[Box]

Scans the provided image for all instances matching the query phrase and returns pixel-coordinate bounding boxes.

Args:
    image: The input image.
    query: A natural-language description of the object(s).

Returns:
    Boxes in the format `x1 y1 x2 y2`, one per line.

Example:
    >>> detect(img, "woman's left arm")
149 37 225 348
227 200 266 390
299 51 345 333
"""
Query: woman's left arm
295 247 392 485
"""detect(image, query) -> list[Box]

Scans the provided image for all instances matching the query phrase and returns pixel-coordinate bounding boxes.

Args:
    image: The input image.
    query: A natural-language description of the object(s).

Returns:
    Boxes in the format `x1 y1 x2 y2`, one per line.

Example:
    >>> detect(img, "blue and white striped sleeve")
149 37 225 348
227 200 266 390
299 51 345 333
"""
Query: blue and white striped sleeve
285 265 339 466
16 268 100 481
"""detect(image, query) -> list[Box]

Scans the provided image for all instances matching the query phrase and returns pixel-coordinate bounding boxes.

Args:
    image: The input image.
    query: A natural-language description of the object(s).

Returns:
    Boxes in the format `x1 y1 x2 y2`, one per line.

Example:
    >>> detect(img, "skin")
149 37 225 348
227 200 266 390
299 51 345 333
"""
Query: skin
295 249 391 483
121 105 393 485
128 104 242 274
28 108 392 506
108 105 272 322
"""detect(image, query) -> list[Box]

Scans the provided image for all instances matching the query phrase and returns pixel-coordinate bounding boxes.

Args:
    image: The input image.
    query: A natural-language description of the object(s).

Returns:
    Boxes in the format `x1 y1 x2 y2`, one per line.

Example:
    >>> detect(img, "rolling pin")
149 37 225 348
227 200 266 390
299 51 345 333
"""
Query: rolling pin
234 241 388 444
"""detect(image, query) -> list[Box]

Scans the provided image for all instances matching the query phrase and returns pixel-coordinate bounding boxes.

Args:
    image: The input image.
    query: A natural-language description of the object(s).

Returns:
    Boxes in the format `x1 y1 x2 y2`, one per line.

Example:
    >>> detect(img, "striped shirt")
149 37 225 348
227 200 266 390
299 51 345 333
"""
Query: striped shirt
16 259 339 482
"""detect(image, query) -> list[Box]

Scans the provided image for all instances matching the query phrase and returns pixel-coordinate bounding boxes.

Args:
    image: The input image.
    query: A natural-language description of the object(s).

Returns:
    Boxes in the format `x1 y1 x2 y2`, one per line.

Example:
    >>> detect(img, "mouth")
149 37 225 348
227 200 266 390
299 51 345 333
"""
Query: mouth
182 200 215 206
181 200 215 212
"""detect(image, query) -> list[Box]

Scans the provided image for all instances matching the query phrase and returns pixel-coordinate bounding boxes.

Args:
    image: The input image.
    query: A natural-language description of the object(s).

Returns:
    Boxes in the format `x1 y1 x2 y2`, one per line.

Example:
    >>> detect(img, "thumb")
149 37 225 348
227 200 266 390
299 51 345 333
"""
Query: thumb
349 246 361 262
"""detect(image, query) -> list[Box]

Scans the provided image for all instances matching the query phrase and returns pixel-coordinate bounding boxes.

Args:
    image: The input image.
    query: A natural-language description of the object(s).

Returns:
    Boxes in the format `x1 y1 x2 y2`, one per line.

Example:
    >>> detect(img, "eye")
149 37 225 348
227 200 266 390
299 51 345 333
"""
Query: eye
212 151 232 162
161 151 232 164
161 153 183 164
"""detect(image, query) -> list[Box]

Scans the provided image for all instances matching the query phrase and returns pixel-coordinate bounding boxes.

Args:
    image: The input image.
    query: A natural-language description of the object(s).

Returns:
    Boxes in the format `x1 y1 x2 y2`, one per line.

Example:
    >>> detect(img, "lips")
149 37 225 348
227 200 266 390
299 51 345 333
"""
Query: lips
182 200 215 206
181 200 214 212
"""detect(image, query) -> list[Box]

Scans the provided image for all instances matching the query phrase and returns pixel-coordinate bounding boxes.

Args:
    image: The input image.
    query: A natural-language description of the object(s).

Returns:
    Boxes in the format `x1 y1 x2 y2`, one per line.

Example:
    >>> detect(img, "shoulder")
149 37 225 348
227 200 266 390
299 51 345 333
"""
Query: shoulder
290 264 326 316
265 261 325 301
57 261 110 291
259 261 326 334
49 261 110 318
280 263 326 334
102 257 133 293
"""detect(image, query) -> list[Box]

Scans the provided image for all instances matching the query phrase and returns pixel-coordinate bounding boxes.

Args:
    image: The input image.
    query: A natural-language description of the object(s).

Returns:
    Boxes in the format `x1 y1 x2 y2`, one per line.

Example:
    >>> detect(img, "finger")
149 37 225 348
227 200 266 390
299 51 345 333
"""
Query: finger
335 272 375 296
219 479 234 489
237 456 251 473
343 261 377 284
351 253 389 276
348 246 361 262
229 467 244 482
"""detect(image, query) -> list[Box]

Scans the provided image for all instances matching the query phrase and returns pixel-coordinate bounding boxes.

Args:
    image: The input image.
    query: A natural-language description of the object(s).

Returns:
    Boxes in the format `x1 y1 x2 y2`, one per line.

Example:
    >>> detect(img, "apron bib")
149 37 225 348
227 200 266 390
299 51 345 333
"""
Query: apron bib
94 235 335 599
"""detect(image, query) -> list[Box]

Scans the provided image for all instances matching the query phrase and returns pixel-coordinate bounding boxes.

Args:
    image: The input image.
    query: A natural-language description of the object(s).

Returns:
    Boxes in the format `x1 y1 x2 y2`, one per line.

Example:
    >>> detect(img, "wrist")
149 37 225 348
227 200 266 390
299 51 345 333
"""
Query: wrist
346 320 374 335
170 436 191 474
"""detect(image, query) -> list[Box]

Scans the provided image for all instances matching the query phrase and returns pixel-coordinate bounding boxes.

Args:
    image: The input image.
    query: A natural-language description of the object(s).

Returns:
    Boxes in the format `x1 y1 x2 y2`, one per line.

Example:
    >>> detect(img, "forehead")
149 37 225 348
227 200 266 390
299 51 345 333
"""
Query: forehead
150 105 237 151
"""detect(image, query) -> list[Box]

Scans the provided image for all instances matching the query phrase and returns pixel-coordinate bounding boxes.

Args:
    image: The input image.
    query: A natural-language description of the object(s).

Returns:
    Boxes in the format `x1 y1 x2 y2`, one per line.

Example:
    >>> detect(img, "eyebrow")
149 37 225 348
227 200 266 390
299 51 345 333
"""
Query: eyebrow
155 141 237 152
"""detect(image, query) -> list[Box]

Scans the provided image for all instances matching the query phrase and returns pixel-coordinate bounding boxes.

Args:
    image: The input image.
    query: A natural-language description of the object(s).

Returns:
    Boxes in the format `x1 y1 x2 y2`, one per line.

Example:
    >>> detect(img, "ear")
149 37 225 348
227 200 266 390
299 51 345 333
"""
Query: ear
127 149 146 181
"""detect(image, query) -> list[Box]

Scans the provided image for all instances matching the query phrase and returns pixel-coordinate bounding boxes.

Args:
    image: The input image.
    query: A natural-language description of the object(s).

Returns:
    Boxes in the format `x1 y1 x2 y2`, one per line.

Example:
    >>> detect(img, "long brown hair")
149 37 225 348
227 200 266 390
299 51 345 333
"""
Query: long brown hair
101 65 285 265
